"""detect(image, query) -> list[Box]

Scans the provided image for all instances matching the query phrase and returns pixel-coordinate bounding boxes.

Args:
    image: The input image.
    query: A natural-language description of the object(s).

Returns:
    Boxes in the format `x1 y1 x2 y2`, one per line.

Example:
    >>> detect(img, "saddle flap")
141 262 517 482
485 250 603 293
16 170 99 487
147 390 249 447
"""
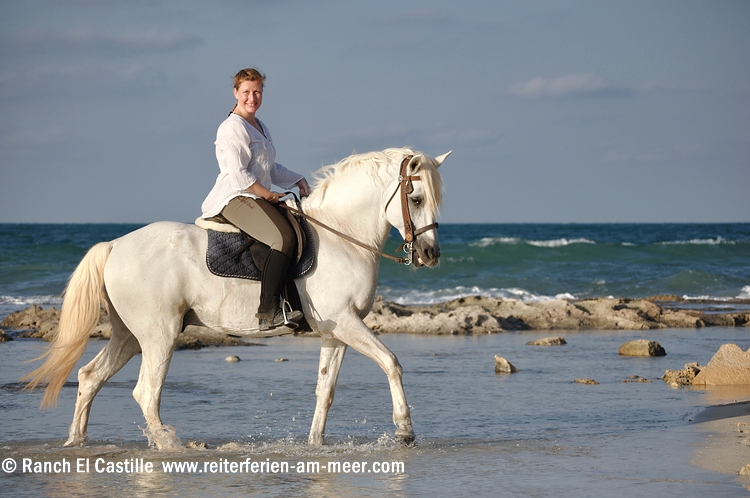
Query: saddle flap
204 216 315 281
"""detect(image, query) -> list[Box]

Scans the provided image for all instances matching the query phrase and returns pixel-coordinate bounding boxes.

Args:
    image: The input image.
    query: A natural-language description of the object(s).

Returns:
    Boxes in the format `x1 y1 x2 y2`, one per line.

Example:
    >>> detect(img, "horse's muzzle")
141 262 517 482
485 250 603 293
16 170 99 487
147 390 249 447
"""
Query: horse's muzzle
415 244 440 267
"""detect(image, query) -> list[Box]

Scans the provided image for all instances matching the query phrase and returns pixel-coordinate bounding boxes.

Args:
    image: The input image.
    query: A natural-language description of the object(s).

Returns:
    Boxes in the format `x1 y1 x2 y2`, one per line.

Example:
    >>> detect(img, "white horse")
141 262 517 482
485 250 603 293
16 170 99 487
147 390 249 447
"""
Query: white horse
24 147 449 449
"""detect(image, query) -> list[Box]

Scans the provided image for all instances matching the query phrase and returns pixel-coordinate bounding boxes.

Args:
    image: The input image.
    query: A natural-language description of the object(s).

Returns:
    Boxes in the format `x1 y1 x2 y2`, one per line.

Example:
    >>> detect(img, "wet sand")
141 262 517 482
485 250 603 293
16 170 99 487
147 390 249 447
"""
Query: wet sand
691 398 750 481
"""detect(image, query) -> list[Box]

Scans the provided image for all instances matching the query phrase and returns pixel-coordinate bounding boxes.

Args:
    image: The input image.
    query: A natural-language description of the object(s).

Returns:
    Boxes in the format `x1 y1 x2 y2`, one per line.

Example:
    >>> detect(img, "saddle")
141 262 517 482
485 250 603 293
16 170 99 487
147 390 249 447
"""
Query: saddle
196 211 315 282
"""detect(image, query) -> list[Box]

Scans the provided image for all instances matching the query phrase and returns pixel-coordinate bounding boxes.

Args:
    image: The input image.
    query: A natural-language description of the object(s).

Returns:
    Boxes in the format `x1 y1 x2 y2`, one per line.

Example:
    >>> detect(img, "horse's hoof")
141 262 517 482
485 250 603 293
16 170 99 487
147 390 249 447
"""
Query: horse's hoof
395 431 416 447
63 436 86 447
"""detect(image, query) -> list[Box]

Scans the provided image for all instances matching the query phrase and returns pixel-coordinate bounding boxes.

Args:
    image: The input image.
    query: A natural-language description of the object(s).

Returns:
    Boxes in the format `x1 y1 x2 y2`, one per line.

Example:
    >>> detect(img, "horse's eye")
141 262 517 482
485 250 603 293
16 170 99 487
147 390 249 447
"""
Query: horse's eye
411 197 422 206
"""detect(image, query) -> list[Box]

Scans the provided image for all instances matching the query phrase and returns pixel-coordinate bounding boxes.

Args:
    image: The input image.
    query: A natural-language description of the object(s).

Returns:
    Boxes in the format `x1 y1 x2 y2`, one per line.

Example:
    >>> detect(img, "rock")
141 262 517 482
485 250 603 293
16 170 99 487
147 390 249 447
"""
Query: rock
0 330 13 342
663 362 702 387
622 375 652 383
176 326 255 350
0 306 261 349
225 355 241 362
618 339 666 357
740 463 750 476
526 336 566 346
494 355 518 373
364 295 737 335
366 297 504 334
692 344 750 386
1 305 111 342
574 378 599 385
2 305 65 341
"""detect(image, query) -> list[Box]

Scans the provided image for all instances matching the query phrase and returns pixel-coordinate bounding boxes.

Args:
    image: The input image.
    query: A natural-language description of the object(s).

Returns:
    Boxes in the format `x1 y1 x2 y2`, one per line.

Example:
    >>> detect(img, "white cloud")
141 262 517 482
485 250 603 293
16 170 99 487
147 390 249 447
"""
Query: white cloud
510 73 632 99
1 28 202 58
5 126 67 145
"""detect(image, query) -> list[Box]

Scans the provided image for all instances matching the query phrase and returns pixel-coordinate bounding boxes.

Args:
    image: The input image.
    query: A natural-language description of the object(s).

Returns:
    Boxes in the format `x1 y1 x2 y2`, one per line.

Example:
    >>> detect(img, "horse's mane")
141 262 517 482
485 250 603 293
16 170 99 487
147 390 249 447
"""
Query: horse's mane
306 148 443 215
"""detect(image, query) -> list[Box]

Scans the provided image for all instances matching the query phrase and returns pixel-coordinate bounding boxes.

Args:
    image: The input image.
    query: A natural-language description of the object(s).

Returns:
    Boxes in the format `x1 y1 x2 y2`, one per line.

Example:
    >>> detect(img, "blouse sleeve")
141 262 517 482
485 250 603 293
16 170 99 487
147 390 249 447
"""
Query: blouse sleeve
271 162 304 190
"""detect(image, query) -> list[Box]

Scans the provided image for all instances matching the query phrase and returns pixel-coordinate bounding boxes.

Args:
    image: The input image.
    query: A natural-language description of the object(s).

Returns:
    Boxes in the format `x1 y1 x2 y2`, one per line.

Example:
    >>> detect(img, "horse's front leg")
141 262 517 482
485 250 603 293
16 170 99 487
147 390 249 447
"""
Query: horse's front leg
331 315 415 444
309 337 347 445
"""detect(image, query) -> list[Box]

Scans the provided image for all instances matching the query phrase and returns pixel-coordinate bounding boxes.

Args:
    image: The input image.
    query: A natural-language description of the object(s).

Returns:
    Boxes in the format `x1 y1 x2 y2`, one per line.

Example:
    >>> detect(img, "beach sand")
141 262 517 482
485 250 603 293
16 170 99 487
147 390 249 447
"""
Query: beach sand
691 387 750 487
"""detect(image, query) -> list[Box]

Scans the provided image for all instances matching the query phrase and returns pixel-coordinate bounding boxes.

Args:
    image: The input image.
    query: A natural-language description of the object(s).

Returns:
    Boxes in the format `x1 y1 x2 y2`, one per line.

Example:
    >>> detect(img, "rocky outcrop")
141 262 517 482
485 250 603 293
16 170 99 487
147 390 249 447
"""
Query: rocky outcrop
2 296 748 345
176 326 258 350
663 362 702 387
526 336 567 346
0 330 12 342
622 375 652 383
692 344 750 386
365 296 749 335
2 305 69 340
574 378 599 385
618 339 666 357
365 298 504 335
0 306 259 350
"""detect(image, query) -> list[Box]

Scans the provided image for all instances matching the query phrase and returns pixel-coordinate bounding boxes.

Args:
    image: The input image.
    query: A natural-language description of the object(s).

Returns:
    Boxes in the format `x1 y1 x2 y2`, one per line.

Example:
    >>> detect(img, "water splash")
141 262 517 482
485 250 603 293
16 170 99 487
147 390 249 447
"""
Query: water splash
141 424 182 451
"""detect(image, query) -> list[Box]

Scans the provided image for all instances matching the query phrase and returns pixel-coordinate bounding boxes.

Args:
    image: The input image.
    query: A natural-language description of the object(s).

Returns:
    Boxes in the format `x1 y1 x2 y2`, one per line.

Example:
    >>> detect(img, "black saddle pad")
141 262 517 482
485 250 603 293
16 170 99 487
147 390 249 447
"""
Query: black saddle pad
205 217 315 281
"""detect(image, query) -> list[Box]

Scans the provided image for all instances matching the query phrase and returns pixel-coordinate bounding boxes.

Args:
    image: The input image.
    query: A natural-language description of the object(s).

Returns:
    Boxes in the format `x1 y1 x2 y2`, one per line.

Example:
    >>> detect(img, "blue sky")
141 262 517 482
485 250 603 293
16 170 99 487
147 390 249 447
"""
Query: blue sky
1 0 748 223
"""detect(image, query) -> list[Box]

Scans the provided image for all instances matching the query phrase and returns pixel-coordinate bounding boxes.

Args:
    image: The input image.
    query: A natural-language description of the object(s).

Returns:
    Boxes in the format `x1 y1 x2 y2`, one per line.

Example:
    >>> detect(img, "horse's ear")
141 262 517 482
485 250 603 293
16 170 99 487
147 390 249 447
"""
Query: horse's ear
434 151 452 167
406 155 423 175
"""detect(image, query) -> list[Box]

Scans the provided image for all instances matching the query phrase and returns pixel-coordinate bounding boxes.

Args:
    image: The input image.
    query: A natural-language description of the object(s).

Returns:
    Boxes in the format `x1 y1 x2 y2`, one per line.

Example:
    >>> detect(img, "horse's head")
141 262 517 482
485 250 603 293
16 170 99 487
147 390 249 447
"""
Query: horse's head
385 151 449 267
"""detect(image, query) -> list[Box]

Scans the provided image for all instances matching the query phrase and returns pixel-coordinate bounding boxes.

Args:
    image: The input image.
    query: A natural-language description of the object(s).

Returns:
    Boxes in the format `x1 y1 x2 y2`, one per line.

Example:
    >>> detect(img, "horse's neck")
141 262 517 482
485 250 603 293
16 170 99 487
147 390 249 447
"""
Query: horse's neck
302 178 391 252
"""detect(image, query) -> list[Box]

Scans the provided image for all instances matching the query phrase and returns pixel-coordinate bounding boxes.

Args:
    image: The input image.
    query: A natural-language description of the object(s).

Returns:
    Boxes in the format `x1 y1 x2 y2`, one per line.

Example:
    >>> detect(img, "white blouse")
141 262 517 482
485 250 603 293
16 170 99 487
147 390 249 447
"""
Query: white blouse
200 113 303 218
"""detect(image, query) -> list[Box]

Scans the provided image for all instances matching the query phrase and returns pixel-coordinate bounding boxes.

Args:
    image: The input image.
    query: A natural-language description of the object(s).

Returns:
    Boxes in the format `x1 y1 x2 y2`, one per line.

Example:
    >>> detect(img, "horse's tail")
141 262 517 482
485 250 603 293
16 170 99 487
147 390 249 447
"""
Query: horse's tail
22 241 113 409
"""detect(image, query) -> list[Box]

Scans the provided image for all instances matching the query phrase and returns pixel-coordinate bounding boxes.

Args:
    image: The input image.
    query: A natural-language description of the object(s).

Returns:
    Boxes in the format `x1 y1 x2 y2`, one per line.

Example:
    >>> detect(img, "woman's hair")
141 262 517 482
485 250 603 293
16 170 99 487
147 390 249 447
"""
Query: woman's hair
233 68 266 90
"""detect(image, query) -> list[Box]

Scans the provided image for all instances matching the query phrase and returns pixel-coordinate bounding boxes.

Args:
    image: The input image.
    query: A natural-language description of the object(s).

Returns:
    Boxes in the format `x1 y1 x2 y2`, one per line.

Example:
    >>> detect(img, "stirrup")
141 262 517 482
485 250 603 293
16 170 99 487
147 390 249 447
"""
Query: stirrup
281 298 302 328
258 301 302 332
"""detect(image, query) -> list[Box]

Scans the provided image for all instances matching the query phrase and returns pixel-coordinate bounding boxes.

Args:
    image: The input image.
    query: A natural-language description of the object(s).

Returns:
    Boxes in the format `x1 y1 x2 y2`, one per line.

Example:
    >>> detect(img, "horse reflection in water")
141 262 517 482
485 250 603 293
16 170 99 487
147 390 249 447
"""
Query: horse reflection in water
23 148 449 449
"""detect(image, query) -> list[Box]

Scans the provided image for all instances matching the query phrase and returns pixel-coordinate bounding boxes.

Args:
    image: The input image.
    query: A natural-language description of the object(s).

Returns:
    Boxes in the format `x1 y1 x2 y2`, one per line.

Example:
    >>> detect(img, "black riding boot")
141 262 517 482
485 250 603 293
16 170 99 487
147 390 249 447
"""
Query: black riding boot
256 249 303 331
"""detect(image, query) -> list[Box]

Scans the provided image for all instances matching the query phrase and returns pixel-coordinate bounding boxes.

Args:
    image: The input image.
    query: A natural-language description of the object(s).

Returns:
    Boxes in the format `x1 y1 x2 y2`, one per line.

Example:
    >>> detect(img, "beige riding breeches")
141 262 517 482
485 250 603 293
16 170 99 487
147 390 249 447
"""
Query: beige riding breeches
221 196 296 257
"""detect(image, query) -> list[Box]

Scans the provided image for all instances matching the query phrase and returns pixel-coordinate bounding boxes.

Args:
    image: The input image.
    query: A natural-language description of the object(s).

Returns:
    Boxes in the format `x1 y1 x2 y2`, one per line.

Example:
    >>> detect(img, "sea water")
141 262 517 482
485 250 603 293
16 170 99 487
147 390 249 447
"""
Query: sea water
1 223 749 315
1 223 750 496
2 330 749 496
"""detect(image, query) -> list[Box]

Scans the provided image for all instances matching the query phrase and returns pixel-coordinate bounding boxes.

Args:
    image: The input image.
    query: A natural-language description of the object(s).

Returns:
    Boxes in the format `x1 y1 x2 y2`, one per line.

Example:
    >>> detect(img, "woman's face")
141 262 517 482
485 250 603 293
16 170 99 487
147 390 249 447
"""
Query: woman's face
234 79 263 117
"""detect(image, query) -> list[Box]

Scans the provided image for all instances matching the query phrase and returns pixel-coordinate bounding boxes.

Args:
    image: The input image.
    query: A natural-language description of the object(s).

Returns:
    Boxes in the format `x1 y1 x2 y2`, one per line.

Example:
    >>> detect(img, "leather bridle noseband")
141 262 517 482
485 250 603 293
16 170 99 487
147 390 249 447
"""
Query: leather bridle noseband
280 154 439 266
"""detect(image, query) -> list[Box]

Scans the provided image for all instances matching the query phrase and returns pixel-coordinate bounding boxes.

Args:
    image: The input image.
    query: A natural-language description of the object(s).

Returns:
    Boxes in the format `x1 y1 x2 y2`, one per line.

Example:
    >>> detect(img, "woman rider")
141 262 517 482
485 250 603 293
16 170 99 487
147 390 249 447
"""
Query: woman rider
200 68 311 331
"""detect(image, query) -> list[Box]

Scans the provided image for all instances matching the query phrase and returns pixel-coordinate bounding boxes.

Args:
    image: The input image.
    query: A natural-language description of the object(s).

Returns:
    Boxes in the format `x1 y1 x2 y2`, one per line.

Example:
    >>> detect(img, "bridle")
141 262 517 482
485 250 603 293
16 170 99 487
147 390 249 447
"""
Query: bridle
383 155 440 266
279 154 439 266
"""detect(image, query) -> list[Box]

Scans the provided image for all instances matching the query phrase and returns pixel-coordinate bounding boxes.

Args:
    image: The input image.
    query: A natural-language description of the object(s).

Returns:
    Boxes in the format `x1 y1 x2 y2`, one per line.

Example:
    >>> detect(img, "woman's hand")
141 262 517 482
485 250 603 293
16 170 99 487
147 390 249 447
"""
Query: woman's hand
296 178 311 197
246 182 282 203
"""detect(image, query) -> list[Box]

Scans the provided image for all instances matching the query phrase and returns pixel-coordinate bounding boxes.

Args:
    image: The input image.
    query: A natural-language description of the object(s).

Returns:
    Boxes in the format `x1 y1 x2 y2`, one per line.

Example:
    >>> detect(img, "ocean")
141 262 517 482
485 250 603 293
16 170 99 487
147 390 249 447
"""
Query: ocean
1 223 749 318
2 222 750 496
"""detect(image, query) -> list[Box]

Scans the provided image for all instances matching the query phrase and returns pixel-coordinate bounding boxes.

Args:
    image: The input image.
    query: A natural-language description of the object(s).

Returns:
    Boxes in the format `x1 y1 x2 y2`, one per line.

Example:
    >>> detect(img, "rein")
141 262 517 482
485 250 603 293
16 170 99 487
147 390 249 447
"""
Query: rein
279 155 438 266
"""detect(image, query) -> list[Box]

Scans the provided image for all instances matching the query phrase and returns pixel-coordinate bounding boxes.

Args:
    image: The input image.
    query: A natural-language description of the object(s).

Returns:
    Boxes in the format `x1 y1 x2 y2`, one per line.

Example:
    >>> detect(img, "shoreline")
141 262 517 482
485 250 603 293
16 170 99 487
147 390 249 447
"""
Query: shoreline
4 296 750 485
691 400 750 481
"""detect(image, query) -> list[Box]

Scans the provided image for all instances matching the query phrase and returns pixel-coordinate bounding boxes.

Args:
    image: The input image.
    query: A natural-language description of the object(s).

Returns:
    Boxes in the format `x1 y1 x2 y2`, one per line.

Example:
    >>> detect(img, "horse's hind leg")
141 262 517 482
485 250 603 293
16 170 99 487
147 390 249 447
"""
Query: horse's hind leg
65 309 141 446
309 338 347 445
131 322 181 450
